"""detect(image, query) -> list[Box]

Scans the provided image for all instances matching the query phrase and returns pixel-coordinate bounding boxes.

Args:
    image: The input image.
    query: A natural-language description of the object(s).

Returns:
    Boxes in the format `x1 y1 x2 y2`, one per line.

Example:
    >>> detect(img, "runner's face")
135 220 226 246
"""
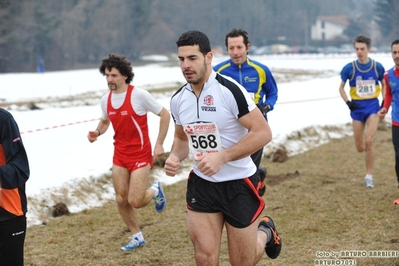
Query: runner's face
227 36 249 65
105 68 127 91
354 42 369 62
392 44 399 68
178 45 209 85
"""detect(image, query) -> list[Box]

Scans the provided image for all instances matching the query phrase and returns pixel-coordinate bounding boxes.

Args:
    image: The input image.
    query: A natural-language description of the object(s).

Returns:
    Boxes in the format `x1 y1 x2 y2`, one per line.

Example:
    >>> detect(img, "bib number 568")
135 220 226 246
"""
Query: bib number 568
190 135 218 149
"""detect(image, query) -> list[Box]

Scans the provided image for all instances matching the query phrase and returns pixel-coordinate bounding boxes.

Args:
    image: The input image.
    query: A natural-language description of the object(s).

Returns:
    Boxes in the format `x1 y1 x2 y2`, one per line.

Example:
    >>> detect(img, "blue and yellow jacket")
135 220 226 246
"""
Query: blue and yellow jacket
0 109 30 222
213 58 278 110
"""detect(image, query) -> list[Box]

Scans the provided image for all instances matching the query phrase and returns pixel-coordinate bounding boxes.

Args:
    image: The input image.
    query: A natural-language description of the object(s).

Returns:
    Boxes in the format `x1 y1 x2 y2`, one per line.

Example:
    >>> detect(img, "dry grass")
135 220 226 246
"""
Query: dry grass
24 127 399 266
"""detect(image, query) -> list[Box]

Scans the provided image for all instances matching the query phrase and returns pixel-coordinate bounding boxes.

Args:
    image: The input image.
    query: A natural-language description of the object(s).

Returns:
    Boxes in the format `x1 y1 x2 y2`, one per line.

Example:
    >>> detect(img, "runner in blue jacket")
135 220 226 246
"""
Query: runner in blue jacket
214 28 278 196
378 39 399 203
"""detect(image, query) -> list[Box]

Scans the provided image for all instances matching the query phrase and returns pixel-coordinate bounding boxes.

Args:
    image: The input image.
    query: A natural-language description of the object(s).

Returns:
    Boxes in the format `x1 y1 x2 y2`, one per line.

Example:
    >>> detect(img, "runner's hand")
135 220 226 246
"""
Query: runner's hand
87 131 98 143
257 104 271 117
164 155 180 176
346 101 358 111
378 107 387 118
195 152 225 176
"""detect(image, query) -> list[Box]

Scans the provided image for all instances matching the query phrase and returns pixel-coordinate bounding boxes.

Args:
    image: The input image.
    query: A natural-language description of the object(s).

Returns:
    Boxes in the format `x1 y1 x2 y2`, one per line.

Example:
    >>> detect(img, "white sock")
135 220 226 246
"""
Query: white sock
365 174 373 180
151 182 159 198
132 231 144 242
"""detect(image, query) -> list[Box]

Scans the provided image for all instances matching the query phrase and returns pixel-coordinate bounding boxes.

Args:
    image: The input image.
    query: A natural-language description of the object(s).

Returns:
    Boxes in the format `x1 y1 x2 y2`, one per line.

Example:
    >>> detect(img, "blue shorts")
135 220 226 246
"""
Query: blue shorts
350 98 379 123
186 171 265 228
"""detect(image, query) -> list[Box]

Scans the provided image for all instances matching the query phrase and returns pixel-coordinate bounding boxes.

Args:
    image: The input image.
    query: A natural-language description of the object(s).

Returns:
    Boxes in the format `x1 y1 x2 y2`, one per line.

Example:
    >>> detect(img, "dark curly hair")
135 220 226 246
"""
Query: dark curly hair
99 54 134 84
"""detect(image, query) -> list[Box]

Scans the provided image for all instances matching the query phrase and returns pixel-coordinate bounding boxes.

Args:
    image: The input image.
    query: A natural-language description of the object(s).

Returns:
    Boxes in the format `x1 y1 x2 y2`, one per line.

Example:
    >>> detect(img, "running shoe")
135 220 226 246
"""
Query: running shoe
258 165 267 196
259 216 282 259
364 176 375 188
394 198 399 205
120 237 146 251
153 181 167 212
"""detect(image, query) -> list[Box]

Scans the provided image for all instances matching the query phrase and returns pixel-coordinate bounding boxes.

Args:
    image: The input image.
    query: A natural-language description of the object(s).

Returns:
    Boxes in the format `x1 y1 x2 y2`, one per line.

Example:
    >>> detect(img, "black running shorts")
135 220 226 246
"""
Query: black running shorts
186 171 265 228
0 216 27 266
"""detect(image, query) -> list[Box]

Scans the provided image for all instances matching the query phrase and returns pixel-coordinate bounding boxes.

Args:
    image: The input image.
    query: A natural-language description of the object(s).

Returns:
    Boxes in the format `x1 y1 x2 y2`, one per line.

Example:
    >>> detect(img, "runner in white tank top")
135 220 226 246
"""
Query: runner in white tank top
164 30 281 265
171 70 257 182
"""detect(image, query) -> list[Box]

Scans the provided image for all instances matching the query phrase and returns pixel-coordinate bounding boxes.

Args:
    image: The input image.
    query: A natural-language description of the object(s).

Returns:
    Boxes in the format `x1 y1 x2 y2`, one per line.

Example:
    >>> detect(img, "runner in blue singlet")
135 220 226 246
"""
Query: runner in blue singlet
338 35 386 188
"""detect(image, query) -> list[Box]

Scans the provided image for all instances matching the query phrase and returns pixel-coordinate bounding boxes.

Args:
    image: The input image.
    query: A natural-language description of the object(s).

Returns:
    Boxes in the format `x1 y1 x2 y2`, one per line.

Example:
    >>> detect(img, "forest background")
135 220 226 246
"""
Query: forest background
1 0 399 73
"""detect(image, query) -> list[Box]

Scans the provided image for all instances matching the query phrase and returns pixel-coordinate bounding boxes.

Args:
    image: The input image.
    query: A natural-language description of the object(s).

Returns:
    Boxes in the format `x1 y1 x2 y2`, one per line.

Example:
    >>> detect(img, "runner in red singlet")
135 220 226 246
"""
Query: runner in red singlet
87 54 170 251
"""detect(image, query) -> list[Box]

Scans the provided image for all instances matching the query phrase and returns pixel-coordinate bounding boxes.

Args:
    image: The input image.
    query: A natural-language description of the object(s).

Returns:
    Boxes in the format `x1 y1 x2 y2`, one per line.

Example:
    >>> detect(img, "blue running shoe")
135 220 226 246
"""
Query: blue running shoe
120 237 145 251
153 181 166 212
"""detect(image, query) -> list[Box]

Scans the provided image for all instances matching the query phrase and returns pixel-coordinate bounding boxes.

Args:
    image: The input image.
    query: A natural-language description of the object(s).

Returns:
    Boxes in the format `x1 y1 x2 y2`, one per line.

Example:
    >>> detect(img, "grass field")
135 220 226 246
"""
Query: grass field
24 126 399 266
